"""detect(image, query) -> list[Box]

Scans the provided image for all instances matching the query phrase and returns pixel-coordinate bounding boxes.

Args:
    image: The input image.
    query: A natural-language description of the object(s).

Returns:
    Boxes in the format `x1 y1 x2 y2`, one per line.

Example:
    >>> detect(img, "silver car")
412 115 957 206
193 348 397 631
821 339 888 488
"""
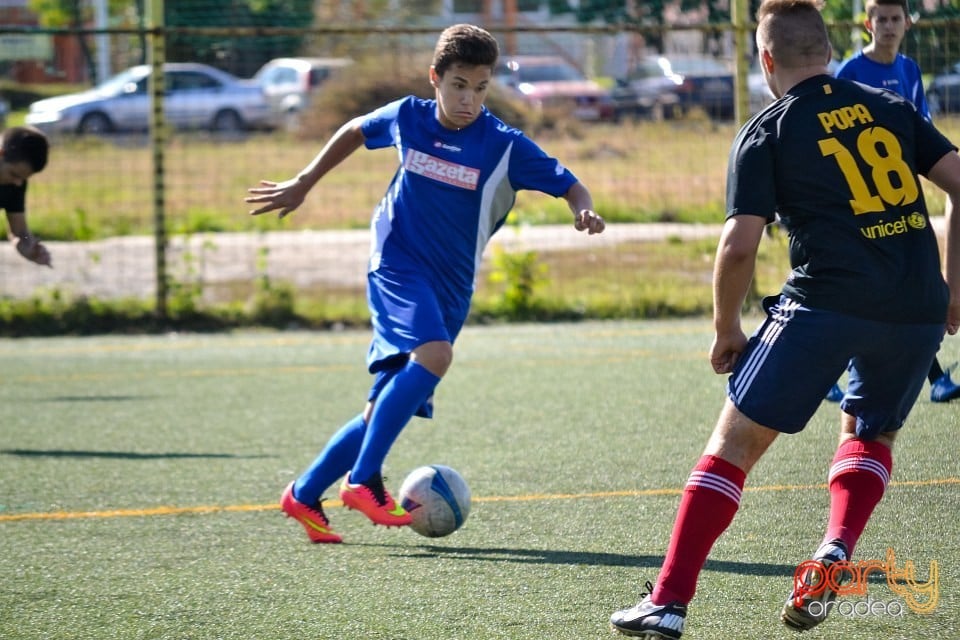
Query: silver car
26 62 275 135
253 56 353 131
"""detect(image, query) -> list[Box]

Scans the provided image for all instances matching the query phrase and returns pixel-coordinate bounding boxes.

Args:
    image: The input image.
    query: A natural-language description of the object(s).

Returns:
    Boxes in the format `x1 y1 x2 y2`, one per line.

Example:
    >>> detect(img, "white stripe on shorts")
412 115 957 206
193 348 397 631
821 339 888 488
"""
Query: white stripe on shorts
731 297 801 405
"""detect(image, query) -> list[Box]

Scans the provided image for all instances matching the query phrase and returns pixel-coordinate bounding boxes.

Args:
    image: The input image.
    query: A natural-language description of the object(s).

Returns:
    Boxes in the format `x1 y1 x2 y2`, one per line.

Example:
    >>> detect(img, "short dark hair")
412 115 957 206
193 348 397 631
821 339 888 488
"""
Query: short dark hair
756 0 831 69
865 0 910 17
1 126 49 172
431 24 500 77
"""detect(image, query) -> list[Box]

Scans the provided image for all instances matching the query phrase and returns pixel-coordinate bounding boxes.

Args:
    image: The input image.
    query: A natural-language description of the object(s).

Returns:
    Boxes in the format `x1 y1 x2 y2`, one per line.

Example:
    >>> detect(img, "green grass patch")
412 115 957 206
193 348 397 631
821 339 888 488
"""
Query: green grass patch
1 322 957 639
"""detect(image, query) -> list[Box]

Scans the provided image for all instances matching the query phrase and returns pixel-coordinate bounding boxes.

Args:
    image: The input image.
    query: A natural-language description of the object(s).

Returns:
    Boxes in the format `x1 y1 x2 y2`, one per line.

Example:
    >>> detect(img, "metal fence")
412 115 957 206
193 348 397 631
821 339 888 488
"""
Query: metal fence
2 16 960 319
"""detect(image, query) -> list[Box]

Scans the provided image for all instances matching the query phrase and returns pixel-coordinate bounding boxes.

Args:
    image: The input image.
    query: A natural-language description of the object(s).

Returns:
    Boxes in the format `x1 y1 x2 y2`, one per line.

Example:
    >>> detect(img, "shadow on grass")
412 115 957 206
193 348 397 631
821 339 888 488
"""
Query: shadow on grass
40 395 157 402
0 449 271 460
370 543 797 577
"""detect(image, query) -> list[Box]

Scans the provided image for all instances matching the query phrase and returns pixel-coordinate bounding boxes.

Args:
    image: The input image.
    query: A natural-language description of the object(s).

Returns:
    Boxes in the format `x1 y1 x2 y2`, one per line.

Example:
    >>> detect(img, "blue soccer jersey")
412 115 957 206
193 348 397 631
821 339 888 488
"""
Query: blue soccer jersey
361 97 577 310
835 51 930 119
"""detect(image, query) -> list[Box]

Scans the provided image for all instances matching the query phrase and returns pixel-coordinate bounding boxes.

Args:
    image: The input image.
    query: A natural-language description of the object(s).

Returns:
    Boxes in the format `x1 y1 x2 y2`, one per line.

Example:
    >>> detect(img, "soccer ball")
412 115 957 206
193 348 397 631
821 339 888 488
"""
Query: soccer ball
398 464 471 538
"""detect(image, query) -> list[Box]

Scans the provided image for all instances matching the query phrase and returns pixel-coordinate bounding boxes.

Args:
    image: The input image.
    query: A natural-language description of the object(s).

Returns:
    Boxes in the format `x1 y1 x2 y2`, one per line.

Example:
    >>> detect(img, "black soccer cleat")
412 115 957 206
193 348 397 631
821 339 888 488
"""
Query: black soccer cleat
781 538 851 631
610 581 687 639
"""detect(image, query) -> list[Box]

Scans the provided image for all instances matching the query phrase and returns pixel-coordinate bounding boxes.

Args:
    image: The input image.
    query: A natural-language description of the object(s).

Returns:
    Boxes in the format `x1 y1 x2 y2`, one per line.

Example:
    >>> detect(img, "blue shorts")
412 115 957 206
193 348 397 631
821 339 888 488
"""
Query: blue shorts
364 267 470 419
728 295 944 438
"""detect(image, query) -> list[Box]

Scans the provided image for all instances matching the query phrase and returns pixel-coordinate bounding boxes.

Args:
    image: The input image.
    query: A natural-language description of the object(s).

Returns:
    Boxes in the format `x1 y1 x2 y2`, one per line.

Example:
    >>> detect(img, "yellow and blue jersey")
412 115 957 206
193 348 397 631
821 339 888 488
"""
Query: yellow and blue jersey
727 75 954 324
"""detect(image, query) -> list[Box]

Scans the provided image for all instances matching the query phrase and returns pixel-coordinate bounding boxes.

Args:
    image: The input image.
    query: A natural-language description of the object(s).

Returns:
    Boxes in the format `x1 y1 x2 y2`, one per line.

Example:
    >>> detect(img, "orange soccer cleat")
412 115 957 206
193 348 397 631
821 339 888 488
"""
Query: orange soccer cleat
280 482 343 544
339 472 412 527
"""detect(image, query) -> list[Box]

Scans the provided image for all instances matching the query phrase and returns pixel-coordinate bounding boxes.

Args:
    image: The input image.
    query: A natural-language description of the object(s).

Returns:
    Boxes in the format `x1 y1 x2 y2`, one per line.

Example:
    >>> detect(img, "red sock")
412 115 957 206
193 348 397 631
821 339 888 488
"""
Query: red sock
653 455 745 605
824 438 892 556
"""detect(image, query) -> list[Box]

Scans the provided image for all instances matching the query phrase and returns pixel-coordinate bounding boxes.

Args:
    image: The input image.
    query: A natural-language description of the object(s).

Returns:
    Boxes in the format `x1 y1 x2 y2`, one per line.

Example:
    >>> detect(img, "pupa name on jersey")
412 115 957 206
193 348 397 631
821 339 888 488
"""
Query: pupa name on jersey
404 149 480 190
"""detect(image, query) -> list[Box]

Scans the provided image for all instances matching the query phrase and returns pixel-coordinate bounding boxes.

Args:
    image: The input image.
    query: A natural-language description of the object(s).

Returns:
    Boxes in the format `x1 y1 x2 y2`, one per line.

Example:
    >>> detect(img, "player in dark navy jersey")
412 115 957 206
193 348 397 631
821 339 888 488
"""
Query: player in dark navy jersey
0 126 52 267
610 1 960 637
731 79 949 324
246 24 605 543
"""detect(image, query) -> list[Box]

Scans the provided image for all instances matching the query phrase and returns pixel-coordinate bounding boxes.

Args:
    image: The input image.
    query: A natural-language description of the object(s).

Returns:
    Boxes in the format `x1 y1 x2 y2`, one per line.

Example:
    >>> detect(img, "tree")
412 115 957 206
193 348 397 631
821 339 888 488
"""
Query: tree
29 0 317 80
29 0 134 83
165 0 314 77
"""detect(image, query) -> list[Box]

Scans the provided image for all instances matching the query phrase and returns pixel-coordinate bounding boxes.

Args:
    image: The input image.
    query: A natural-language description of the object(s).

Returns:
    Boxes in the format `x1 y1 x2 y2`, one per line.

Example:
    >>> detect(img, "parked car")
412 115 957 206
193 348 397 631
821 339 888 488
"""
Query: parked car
25 62 275 135
613 54 735 120
493 55 615 122
253 56 353 130
928 62 960 114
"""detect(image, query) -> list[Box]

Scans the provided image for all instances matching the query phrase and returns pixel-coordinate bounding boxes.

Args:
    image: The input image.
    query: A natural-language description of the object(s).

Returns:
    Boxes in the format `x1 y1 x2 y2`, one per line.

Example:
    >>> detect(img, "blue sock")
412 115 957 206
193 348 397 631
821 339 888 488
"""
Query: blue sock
293 413 365 505
351 360 440 484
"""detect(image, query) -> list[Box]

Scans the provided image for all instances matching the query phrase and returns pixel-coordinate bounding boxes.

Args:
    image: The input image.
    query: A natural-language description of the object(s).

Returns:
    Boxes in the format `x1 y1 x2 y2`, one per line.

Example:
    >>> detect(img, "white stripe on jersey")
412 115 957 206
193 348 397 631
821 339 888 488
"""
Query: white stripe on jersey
731 297 801 405
368 180 401 273
473 142 515 280
687 470 742 504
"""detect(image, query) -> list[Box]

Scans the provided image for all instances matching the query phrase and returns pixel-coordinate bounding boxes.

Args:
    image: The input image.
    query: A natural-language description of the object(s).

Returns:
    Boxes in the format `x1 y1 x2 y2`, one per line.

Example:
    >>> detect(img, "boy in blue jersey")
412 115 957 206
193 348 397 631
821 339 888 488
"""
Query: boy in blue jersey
610 1 960 637
831 0 960 402
835 0 929 118
245 24 605 543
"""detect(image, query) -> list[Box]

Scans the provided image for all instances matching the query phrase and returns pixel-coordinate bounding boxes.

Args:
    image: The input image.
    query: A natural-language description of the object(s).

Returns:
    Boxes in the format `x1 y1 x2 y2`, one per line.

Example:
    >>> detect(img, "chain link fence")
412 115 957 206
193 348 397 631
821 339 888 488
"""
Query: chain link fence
2 15 960 321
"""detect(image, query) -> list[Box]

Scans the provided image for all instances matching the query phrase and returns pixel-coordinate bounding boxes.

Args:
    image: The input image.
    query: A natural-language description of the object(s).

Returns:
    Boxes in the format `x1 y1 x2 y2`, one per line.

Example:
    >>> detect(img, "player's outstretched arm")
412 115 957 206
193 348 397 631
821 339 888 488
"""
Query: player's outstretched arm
245 117 366 219
562 182 605 235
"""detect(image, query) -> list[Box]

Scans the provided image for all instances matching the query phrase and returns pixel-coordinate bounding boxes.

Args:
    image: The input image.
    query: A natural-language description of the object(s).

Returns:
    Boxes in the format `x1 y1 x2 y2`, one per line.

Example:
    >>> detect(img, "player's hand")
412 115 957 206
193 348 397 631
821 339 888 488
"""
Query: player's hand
574 209 605 235
245 179 309 219
16 235 52 268
947 296 960 335
709 329 747 374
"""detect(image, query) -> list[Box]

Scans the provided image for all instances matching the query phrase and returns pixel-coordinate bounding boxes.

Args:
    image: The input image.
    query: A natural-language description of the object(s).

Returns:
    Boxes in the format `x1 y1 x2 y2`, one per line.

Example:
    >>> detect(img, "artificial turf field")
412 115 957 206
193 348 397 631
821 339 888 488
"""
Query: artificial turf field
1 319 957 640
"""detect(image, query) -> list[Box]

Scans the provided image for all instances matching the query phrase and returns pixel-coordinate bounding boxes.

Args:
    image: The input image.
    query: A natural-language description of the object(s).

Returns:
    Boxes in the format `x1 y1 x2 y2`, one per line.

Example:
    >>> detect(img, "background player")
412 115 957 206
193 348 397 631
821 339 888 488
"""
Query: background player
0 126 52 267
246 23 605 543
835 0 929 115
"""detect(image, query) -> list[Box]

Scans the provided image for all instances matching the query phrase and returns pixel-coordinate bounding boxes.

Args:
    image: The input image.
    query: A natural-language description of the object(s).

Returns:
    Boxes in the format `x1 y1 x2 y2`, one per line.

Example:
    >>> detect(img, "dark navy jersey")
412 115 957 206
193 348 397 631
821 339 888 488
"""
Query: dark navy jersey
0 181 26 213
361 97 577 311
727 75 955 323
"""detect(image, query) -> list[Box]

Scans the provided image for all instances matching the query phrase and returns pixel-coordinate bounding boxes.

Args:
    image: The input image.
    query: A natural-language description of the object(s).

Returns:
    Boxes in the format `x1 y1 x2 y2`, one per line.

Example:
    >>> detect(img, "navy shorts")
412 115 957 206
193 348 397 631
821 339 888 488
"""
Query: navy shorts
363 267 470 419
728 295 944 438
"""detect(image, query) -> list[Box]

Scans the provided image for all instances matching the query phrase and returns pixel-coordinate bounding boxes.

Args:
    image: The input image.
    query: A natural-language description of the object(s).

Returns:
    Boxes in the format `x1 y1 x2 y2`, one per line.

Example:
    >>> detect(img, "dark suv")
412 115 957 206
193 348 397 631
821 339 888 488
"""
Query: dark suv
613 54 734 121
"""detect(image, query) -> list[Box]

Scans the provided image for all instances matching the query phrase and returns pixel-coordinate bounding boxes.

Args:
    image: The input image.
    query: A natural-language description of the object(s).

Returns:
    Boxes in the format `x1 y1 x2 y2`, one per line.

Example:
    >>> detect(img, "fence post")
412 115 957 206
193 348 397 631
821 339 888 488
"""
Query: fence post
733 0 751 126
148 0 168 321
